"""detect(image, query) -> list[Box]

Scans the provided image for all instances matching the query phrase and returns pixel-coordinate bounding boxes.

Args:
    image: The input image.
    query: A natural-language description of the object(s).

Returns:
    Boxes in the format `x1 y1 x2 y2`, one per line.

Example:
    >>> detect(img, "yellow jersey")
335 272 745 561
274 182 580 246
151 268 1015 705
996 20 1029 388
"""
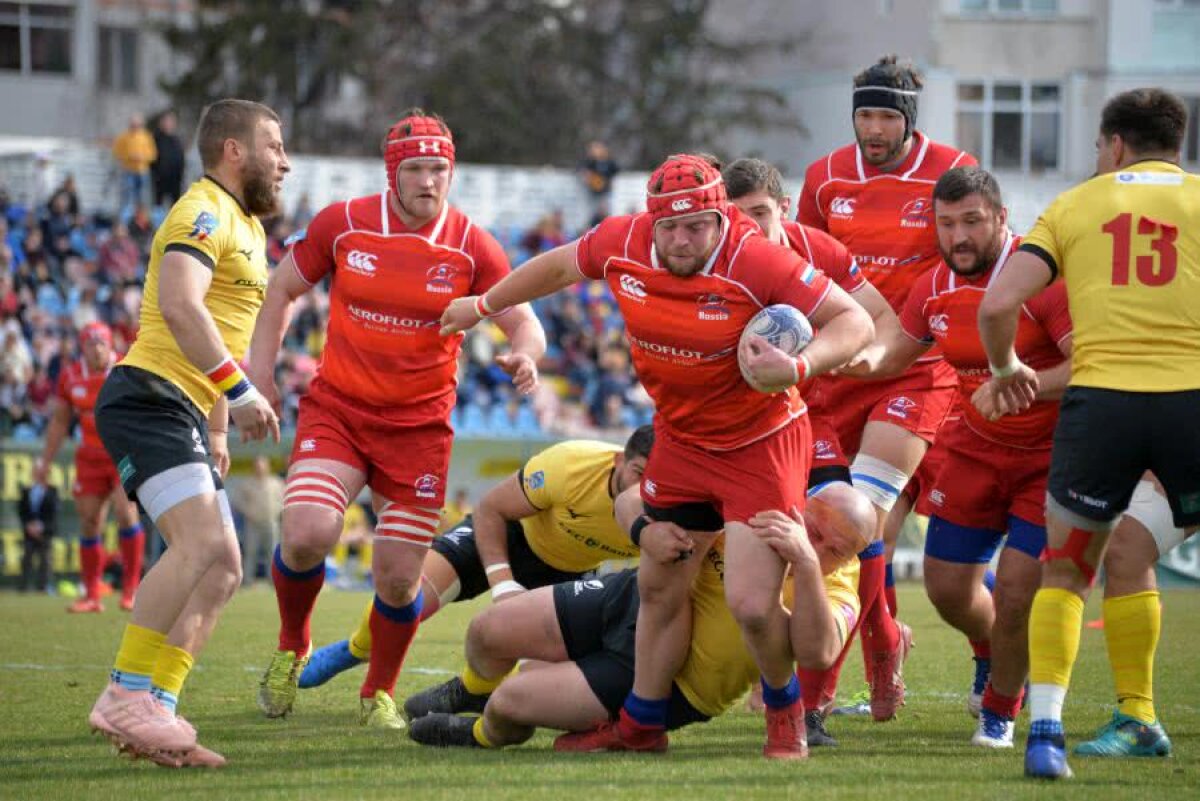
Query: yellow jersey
674 536 860 718
1021 161 1200 392
121 176 268 414
518 440 640 572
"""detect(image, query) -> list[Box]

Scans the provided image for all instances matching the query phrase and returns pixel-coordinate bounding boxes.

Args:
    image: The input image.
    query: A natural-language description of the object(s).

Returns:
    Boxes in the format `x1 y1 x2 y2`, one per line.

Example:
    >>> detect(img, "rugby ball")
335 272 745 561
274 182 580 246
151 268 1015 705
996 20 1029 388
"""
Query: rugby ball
738 304 814 393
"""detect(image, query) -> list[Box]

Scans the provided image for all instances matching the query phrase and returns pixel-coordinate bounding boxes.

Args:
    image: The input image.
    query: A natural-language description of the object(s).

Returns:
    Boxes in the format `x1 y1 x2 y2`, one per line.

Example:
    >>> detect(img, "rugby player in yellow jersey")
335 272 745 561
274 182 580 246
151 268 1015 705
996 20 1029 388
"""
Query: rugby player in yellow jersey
978 88 1200 780
87 99 287 768
405 490 865 753
297 426 655 711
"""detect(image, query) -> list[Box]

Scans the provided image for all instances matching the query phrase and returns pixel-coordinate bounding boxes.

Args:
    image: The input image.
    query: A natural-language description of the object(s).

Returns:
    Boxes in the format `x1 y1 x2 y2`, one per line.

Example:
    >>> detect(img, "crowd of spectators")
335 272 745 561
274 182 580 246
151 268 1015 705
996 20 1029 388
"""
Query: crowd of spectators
0 139 648 444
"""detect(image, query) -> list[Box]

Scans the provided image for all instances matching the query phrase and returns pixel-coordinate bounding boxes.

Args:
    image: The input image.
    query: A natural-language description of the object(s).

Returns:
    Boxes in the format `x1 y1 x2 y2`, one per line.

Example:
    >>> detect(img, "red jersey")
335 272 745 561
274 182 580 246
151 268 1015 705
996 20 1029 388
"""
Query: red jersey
290 192 510 416
899 233 1072 448
56 357 113 458
575 208 833 451
797 131 975 316
780 220 867 295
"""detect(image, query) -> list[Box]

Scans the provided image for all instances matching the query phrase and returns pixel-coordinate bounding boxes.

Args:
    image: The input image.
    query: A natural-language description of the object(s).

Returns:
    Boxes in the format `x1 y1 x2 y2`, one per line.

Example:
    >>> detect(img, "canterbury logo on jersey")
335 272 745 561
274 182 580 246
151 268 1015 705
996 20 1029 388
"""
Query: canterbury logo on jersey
928 313 949 335
345 250 378 275
619 274 647 299
830 197 856 216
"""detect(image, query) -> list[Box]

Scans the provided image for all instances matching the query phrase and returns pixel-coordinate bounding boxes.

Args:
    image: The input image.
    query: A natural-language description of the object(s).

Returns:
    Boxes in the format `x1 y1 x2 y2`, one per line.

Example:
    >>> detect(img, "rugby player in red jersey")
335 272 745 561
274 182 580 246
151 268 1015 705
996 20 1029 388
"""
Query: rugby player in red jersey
251 109 546 729
35 322 145 613
441 153 874 759
845 166 1072 748
794 55 976 721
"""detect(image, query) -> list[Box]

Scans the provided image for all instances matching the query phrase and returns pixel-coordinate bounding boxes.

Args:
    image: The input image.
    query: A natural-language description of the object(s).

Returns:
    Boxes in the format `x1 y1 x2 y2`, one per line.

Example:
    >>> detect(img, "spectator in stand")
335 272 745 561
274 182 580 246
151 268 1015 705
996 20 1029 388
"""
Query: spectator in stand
17 476 58 592
230 455 286 587
520 210 567 256
150 110 186 209
127 203 154 258
97 222 141 285
41 191 77 266
110 114 157 217
48 176 81 220
439 488 472 534
578 140 619 225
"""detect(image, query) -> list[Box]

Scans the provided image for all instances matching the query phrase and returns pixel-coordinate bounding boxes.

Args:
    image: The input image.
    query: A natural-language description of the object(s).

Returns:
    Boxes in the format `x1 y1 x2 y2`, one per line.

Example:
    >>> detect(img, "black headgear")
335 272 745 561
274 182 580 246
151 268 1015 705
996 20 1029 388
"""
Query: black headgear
853 82 919 140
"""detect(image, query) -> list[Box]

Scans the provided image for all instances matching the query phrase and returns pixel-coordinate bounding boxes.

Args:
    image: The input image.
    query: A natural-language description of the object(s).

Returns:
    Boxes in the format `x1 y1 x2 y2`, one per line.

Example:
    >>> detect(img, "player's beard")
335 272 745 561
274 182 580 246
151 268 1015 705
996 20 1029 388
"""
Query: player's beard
242 154 281 218
941 235 1002 278
662 253 707 277
857 132 908 167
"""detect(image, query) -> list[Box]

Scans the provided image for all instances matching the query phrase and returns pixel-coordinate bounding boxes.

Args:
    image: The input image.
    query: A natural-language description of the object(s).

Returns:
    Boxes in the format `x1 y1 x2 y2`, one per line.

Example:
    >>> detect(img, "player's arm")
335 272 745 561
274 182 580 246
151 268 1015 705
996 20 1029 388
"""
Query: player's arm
839 282 923 378
246 251 312 410
1035 335 1072 401
441 242 584 336
473 473 541 601
796 284 875 377
158 250 279 442
795 176 826 230
207 395 230 479
34 398 74 484
615 485 695 565
978 249 1055 414
490 304 546 396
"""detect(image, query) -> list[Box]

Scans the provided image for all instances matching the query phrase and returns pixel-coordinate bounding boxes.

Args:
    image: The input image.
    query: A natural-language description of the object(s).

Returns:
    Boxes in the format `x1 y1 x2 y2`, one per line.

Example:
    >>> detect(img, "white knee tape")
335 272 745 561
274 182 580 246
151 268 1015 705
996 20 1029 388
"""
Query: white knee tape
1124 480 1185 557
137 462 217 522
850 454 909 512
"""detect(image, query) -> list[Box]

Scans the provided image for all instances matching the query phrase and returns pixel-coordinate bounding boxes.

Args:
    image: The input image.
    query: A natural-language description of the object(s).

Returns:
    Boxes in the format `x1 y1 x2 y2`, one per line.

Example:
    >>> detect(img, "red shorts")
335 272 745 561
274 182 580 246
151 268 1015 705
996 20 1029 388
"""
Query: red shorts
73 451 120 498
923 421 1051 531
641 416 811 525
291 388 453 507
812 360 957 457
903 433 951 517
809 414 849 471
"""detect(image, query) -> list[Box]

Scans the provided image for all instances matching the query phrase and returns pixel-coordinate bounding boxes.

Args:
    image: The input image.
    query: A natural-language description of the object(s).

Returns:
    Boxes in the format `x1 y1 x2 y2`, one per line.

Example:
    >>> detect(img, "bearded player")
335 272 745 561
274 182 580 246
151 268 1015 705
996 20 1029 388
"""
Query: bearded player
252 109 545 730
35 322 146 613
846 166 1072 748
441 153 874 759
795 54 976 721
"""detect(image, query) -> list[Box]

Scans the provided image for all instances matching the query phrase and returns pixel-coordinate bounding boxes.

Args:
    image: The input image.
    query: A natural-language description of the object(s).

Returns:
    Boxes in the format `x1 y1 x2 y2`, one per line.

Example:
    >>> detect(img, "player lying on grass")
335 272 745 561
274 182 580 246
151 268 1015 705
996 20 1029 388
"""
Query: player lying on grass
298 426 653 714
405 490 868 753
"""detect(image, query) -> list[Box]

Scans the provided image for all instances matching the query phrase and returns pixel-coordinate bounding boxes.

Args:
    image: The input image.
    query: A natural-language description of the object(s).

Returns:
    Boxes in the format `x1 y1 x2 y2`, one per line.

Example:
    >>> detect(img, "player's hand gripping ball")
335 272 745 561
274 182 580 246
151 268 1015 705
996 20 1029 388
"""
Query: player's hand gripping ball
738 304 813 393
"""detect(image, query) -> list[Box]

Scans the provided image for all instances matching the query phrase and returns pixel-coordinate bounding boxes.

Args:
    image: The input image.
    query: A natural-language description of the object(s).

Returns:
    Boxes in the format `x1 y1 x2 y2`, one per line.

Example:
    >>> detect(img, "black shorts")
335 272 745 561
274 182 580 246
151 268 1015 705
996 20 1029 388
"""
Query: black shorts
95 365 223 502
432 516 587 601
1049 386 1200 527
552 570 708 731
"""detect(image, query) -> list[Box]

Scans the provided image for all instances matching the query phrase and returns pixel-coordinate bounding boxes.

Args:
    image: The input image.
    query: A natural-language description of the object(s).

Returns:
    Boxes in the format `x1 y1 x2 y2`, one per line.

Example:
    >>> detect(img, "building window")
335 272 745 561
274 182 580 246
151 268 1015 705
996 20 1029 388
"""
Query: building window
956 80 1062 173
99 26 139 93
0 2 73 75
1184 96 1200 165
960 0 1058 13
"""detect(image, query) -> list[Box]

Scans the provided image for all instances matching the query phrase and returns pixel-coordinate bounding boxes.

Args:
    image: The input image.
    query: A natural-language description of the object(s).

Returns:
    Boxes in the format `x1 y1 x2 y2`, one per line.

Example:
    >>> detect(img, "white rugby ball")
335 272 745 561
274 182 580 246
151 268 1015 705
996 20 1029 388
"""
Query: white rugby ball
738 304 814 393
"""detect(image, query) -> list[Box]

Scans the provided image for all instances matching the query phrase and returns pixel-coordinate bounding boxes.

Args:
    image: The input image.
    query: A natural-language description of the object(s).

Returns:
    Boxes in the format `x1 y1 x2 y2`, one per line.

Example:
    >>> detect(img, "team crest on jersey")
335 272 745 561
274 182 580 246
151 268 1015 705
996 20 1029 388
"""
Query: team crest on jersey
525 470 545 490
415 473 440 499
814 440 838 460
426 263 458 293
886 396 918 419
830 197 856 217
189 210 219 241
643 478 657 497
928 313 949 336
696 293 730 321
900 198 932 228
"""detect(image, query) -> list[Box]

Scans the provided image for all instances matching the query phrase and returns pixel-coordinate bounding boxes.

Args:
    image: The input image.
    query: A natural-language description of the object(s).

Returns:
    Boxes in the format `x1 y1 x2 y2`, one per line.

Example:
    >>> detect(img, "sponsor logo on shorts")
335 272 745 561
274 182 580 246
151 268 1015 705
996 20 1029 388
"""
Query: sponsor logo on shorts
900 198 932 229
1067 488 1108 510
887 396 918 419
928 313 949 336
618 274 647 301
189 210 218 240
525 470 545 490
814 439 838 460
573 579 606 595
191 428 206 455
299 438 316 452
928 489 945 507
426 263 458 293
830 197 856 217
72 480 82 495
117 456 135 483
415 473 440 499
696 293 730 321
345 250 378 276
643 478 657 497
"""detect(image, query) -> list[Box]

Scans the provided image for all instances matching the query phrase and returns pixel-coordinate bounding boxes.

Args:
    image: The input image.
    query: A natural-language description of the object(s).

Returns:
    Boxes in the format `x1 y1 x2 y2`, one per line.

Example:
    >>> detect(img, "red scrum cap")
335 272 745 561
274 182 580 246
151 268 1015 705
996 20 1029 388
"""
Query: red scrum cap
78 321 112 348
384 112 456 197
646 154 727 225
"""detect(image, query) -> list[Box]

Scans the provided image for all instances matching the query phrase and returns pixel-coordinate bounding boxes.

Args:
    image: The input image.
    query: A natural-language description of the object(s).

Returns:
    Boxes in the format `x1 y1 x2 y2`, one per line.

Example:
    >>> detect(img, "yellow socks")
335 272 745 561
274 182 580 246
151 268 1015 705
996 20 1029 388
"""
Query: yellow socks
1103 591 1160 723
112 624 166 691
349 598 373 660
462 663 514 696
150 644 195 713
472 716 496 748
1027 587 1084 724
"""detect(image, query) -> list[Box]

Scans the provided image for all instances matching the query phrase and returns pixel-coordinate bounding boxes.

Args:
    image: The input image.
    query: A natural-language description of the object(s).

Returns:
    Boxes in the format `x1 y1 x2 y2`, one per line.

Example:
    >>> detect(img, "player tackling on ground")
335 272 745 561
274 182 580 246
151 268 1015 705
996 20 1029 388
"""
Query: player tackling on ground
978 88 1200 780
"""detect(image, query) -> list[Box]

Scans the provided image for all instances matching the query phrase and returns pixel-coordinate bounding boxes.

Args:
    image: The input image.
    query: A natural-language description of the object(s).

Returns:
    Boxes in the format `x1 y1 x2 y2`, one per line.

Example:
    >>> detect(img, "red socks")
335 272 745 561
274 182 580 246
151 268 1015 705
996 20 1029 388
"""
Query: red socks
271 545 325 654
361 592 423 698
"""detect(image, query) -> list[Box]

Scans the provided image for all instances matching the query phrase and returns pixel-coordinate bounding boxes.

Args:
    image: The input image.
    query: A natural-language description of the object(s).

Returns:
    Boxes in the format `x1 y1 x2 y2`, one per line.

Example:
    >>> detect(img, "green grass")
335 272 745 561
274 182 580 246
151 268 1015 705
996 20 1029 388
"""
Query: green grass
1 585 1197 800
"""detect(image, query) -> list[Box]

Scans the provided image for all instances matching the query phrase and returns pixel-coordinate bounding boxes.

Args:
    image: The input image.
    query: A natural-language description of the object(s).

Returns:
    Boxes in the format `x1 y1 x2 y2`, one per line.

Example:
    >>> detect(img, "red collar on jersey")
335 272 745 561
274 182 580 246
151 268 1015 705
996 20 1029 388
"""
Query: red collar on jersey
384 115 456 197
646 154 728 225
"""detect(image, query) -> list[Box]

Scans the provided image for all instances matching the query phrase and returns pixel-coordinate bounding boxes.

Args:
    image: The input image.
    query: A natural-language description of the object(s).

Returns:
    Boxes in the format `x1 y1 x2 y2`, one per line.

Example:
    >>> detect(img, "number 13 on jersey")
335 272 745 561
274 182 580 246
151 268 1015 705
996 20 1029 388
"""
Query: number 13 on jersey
1102 212 1178 286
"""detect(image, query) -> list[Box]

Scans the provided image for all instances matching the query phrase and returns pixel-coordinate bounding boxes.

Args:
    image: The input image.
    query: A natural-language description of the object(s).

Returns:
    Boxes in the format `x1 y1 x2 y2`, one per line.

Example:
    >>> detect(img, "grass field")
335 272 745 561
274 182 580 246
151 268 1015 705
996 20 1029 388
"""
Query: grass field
2 584 1197 801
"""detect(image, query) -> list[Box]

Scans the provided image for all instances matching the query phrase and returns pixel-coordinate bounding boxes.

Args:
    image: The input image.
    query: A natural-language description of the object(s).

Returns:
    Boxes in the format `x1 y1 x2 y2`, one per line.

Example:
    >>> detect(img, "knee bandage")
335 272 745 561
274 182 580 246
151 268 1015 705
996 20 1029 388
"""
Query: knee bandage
375 502 440 547
1124 480 1185 557
283 466 350 515
137 463 217 522
850 454 910 513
